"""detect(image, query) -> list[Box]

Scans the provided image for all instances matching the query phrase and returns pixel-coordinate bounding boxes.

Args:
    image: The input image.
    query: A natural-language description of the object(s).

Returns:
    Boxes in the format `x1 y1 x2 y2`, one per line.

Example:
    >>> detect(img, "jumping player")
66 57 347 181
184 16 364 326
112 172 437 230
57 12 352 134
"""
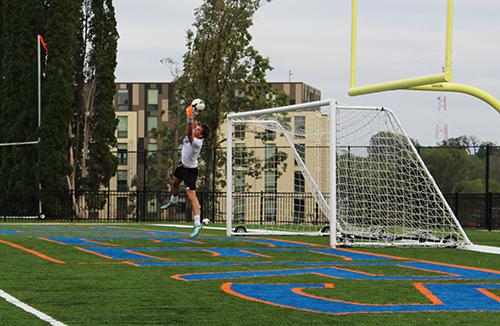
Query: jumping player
160 100 210 237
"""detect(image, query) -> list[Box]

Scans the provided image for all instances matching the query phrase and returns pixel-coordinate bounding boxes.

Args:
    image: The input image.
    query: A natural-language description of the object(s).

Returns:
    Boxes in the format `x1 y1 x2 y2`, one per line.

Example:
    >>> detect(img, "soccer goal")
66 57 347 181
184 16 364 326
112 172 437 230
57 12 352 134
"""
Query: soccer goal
225 99 472 247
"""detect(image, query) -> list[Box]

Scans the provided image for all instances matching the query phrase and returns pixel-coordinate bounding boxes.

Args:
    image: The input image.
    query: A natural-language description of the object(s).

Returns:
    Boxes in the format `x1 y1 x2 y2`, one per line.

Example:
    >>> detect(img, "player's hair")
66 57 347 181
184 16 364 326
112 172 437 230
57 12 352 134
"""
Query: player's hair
200 124 210 139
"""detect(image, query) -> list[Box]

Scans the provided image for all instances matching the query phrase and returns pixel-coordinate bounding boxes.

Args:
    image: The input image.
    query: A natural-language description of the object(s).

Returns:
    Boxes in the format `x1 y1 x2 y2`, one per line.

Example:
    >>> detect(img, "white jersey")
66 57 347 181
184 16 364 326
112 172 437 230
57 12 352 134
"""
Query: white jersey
181 135 203 168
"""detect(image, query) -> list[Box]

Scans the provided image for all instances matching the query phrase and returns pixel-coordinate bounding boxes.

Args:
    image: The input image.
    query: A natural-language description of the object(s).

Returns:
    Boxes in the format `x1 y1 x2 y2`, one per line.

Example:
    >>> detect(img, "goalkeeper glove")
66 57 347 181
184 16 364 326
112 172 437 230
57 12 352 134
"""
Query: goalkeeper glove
186 105 198 123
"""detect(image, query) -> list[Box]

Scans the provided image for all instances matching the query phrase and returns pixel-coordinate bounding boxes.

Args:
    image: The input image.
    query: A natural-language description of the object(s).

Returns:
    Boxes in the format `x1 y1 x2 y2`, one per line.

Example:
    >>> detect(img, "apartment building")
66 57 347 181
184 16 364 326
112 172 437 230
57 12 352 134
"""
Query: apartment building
111 81 321 194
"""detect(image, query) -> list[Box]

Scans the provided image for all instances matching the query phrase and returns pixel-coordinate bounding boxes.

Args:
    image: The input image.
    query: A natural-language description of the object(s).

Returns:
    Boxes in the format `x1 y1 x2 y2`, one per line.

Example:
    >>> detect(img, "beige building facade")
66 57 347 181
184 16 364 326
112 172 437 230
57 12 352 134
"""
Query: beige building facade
110 81 322 195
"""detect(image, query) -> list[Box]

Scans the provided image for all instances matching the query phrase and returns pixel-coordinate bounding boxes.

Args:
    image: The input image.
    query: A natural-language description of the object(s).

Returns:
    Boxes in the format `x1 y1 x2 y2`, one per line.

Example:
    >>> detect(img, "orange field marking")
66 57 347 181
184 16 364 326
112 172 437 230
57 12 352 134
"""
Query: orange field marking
80 238 119 246
74 246 112 259
239 249 273 258
0 239 65 264
289 282 444 306
476 288 500 303
123 249 172 261
38 237 67 245
413 283 444 305
395 264 461 277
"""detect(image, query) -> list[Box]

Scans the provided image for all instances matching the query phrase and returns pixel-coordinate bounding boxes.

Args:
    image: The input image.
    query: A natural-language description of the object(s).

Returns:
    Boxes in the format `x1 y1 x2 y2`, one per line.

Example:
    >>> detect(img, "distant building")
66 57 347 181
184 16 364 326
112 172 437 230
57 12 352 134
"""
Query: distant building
110 82 322 193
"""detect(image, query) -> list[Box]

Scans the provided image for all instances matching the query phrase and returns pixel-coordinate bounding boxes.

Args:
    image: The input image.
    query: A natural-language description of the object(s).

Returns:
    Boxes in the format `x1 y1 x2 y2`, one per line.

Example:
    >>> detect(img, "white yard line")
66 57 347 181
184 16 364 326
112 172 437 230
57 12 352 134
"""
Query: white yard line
0 290 67 326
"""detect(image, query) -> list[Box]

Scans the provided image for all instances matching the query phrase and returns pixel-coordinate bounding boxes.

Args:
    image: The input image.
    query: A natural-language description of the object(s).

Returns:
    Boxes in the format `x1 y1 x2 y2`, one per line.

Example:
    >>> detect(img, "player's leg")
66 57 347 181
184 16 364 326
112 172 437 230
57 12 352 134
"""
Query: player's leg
186 189 201 224
184 168 203 237
160 166 183 209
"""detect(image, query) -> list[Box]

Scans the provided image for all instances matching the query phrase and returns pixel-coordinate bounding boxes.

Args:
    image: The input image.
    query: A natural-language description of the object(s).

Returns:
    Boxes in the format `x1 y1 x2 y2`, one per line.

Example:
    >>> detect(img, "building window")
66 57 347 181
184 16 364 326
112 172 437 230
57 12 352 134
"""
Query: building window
234 124 245 139
117 89 129 111
264 129 275 141
117 197 128 219
264 198 276 221
265 171 276 192
147 143 158 158
294 143 305 165
147 116 158 137
148 198 158 214
147 89 159 110
117 170 128 191
294 171 305 192
294 116 305 139
235 171 245 192
234 143 246 166
294 198 305 222
117 143 128 165
289 99 296 105
234 197 245 223
117 116 128 138
265 144 276 169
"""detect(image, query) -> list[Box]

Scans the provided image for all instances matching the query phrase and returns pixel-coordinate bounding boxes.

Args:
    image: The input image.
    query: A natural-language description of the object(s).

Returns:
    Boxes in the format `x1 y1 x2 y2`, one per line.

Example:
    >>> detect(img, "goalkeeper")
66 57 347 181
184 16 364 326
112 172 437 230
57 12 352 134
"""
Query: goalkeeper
161 100 210 238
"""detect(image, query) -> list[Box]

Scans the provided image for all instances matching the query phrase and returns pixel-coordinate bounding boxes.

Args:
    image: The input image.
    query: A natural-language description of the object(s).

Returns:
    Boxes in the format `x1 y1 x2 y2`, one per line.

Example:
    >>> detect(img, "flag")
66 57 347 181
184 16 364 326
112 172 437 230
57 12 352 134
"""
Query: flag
39 34 48 53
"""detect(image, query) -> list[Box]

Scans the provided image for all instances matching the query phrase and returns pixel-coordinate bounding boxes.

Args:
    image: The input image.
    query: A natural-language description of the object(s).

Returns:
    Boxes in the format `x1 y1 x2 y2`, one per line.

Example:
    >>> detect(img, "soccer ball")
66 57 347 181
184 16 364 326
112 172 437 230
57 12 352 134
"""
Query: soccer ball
202 218 210 225
191 98 205 111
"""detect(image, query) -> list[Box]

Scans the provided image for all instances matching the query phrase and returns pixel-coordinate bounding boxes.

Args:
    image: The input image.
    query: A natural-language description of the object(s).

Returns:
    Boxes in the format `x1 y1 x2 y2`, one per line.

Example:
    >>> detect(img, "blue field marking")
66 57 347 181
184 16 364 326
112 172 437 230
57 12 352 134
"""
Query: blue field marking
90 226 185 237
173 261 500 282
224 282 500 314
239 238 319 247
75 246 398 260
133 261 398 267
0 230 22 234
148 238 204 244
81 247 164 260
309 248 400 260
398 261 500 280
44 237 111 246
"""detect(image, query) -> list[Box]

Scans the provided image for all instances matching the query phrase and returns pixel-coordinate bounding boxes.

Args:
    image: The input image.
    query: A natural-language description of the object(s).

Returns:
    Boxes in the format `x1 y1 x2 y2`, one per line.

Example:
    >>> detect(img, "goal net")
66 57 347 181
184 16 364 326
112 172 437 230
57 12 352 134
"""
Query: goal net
225 99 471 247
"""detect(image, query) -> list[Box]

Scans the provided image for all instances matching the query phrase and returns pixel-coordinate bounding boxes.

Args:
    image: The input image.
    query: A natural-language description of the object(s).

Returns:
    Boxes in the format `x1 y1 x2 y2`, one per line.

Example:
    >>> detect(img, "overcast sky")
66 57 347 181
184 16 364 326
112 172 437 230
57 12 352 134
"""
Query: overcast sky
114 0 500 146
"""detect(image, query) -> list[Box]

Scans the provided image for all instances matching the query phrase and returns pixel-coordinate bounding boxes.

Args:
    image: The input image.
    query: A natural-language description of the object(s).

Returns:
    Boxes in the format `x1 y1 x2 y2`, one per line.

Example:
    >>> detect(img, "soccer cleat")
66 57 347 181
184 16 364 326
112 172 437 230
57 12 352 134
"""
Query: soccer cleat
160 201 177 210
190 225 203 238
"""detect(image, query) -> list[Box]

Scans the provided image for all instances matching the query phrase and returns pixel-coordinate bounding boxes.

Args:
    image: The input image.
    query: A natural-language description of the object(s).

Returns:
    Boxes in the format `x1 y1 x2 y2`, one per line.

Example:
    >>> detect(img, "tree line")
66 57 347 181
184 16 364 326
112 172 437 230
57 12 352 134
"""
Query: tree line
419 136 500 194
0 0 118 215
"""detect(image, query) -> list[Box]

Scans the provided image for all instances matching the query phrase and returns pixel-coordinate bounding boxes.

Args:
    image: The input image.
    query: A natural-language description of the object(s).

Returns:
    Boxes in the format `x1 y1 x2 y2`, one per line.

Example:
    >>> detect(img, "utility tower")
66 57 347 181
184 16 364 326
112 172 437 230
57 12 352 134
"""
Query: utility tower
436 96 449 144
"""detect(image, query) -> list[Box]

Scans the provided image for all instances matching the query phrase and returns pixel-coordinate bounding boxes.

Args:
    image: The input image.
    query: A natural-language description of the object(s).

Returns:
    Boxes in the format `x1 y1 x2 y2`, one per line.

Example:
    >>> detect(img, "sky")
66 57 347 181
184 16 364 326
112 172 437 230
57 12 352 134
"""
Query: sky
114 0 500 146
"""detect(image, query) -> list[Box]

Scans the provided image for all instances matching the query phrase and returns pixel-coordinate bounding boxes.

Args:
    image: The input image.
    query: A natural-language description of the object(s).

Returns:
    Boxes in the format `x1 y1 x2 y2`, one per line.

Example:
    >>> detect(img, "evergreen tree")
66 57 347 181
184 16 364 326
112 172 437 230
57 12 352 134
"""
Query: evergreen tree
73 0 118 193
0 0 45 215
39 0 82 213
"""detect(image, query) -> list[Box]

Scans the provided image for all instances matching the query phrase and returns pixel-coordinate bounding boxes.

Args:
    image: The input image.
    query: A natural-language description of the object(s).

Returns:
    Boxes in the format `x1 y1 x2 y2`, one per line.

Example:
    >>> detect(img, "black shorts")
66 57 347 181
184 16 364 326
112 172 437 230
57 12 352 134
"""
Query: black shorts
173 164 198 190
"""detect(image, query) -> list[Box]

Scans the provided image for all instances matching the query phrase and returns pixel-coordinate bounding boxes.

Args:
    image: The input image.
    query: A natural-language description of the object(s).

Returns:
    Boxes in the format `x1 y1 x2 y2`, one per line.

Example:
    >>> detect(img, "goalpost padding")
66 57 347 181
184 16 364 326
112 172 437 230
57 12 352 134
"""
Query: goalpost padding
226 99 471 248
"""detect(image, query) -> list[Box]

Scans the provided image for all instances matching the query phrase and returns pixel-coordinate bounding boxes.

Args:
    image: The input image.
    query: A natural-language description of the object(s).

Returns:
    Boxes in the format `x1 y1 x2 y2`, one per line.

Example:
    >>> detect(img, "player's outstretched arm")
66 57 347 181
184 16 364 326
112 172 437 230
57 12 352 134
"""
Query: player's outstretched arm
186 105 199 143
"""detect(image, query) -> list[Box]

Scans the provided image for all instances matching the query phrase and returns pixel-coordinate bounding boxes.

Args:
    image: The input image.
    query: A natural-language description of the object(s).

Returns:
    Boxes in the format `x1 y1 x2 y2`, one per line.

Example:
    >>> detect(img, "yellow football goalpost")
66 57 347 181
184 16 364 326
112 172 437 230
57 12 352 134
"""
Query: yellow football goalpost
349 0 500 114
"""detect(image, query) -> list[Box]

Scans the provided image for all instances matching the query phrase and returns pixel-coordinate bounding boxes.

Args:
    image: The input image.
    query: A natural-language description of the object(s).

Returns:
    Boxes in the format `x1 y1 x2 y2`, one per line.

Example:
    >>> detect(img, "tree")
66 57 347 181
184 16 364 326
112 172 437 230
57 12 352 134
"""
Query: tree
39 0 82 214
73 0 119 193
0 0 45 215
66 0 119 217
165 0 286 192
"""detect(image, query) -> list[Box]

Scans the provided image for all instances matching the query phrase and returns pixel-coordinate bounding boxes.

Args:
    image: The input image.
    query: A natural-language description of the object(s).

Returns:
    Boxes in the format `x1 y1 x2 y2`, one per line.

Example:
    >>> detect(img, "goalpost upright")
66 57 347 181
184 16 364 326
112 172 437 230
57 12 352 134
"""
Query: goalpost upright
0 35 45 218
226 99 337 245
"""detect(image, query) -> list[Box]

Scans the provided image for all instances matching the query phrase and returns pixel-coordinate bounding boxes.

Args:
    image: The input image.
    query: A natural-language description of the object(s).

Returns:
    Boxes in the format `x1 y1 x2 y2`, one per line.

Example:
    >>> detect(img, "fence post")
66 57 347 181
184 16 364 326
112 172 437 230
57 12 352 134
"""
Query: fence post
212 145 216 221
485 144 490 231
260 191 264 225
107 186 111 221
486 192 492 231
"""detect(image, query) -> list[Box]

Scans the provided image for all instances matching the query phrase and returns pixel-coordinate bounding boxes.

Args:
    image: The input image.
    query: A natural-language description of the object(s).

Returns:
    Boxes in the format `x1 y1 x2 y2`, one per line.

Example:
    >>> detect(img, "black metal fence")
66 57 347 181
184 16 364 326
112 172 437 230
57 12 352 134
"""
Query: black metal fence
1 145 499 229
1 190 498 230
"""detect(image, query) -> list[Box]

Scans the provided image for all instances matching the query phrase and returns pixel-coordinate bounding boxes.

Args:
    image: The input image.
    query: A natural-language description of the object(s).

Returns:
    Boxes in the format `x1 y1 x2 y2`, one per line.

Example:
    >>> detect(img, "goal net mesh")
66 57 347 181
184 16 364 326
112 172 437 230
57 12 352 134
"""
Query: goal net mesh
227 103 469 247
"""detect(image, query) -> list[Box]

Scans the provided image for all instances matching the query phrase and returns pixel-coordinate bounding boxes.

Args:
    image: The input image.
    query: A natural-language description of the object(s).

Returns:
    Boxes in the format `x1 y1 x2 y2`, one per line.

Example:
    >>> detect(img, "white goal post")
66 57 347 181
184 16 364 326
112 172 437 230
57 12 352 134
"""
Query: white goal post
225 99 472 248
